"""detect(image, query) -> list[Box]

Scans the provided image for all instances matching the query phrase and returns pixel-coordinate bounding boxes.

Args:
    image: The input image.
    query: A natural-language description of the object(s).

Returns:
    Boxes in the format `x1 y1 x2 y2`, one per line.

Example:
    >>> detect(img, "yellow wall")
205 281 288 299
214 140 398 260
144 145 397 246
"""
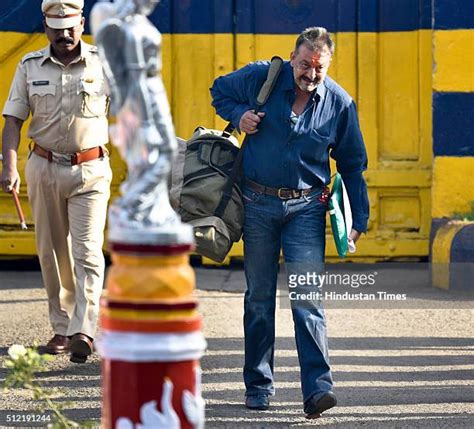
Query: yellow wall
431 28 474 223
433 30 474 92
432 157 474 218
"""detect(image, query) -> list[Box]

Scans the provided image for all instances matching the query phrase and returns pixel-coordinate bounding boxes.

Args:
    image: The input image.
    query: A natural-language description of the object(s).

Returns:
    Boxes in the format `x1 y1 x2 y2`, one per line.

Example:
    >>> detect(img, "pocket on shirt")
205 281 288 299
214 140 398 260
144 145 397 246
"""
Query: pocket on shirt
28 84 56 116
311 126 331 141
78 80 109 118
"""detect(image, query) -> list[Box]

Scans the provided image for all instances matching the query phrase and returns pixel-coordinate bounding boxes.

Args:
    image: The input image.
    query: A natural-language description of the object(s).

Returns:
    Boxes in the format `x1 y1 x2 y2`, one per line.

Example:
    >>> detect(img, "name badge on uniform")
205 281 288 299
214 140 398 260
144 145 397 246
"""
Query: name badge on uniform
32 80 50 86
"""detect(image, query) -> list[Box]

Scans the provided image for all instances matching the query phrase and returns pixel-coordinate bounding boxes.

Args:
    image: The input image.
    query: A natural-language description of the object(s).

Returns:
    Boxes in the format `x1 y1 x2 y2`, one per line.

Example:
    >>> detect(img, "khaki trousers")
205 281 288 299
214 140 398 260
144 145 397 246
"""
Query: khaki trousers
25 152 112 338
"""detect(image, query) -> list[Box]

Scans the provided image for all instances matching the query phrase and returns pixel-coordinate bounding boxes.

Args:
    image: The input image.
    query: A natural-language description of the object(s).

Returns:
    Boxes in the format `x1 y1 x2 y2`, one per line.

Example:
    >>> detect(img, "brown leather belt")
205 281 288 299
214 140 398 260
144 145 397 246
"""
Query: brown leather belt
32 143 105 166
244 178 319 200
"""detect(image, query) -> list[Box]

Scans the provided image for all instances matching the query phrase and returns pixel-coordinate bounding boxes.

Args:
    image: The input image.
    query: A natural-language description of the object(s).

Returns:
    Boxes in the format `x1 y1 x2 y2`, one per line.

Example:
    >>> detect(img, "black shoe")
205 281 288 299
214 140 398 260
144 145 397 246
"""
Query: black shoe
245 395 270 410
304 391 337 419
69 333 94 364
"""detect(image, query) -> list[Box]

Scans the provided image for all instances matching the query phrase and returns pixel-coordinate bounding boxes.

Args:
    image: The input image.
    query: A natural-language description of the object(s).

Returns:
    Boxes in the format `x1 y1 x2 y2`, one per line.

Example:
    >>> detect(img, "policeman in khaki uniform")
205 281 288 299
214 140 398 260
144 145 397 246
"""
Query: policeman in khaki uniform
1 0 111 363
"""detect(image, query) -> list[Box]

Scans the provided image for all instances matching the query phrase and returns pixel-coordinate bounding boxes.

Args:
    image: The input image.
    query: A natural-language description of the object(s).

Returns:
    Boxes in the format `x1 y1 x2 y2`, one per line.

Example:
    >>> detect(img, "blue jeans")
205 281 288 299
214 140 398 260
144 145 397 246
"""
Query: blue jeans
242 185 333 403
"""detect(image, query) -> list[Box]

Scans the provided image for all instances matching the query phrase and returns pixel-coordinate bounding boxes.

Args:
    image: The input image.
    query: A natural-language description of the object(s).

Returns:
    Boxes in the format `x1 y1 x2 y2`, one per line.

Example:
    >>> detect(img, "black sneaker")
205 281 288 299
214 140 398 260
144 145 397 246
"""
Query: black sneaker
245 395 270 410
304 391 337 419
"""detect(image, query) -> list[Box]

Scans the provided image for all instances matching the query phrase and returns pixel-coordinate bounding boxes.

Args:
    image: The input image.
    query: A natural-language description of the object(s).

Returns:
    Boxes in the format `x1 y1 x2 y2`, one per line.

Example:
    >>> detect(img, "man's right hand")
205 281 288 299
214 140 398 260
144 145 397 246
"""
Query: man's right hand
2 115 24 194
2 167 20 193
239 110 265 135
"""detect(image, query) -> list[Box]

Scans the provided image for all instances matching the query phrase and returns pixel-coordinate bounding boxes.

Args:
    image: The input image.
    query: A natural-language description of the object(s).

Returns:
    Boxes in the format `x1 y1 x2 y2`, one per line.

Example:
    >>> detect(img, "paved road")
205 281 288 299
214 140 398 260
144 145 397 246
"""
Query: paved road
0 263 473 428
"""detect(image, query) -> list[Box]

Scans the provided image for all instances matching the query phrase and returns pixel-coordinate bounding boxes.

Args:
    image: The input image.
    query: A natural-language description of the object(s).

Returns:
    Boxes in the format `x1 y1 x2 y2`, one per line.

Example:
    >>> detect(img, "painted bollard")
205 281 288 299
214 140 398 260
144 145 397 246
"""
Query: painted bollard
98 246 206 429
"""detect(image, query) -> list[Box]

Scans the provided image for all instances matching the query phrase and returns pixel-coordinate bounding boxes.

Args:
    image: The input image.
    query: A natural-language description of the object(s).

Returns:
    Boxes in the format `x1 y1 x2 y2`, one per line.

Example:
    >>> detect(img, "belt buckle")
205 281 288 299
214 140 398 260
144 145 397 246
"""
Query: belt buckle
277 188 294 200
277 188 286 199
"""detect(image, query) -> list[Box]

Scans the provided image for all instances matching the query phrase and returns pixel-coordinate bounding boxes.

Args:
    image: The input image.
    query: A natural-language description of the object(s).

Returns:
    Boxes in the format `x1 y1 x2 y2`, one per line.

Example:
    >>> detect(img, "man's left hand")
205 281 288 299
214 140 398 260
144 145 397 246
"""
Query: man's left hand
349 229 362 243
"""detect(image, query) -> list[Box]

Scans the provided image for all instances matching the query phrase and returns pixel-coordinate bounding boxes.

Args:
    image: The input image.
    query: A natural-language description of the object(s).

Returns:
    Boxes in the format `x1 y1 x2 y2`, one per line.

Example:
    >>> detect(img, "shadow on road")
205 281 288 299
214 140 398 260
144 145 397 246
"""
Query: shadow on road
202 336 474 428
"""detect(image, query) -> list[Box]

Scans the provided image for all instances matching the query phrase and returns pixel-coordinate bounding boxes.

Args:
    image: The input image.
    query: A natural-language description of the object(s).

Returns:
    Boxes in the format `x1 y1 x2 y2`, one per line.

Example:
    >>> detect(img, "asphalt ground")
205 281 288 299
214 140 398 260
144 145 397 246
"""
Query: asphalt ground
0 261 473 428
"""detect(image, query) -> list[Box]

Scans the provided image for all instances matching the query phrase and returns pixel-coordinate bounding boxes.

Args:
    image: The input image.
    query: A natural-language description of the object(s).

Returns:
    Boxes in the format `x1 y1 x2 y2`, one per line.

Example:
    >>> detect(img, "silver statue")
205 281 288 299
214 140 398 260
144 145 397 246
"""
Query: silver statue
91 0 191 244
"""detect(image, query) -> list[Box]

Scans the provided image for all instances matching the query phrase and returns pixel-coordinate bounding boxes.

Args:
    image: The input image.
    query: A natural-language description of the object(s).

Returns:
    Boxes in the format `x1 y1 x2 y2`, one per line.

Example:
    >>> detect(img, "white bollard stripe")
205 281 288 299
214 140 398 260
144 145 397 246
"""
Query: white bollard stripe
97 331 207 362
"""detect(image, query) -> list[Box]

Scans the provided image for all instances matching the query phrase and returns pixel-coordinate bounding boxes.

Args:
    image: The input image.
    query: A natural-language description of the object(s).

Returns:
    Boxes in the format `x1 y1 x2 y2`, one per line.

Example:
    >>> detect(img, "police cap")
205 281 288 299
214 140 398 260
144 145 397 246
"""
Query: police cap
42 0 84 30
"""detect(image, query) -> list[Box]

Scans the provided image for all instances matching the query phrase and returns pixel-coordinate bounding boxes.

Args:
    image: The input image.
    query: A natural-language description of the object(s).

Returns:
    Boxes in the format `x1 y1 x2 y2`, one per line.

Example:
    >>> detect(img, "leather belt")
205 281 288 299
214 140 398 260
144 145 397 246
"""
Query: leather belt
31 142 105 166
244 178 319 200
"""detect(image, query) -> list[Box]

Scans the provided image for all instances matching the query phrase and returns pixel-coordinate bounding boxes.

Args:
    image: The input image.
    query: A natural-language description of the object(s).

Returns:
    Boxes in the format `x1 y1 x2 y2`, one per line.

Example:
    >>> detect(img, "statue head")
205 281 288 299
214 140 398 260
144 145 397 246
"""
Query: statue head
133 0 160 15
114 0 159 17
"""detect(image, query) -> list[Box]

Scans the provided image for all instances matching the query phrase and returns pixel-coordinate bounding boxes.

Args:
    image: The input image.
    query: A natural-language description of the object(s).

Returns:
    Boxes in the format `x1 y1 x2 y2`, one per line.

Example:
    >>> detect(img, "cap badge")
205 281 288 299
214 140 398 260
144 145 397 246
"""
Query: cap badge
58 8 66 17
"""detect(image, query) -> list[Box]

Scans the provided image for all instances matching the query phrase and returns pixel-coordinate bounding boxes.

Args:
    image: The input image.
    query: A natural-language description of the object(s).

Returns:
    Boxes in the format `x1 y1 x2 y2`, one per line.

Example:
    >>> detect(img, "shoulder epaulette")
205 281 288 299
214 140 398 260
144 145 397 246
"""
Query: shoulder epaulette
89 45 99 53
21 50 45 64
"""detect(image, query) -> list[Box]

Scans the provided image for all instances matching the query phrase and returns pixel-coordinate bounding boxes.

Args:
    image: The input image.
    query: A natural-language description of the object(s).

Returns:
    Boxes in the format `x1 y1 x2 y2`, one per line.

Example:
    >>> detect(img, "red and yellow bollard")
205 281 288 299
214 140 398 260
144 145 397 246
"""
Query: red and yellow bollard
98 243 206 429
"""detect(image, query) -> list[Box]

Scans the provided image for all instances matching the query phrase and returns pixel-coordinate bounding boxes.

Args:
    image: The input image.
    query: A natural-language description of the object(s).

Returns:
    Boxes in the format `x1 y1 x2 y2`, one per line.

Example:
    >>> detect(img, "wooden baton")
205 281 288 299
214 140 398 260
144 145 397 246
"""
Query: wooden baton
11 189 27 230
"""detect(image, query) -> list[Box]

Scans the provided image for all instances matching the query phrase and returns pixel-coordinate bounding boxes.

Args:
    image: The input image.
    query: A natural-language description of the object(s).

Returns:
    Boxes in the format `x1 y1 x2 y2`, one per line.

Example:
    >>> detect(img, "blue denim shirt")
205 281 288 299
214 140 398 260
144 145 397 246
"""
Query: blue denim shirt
210 61 369 232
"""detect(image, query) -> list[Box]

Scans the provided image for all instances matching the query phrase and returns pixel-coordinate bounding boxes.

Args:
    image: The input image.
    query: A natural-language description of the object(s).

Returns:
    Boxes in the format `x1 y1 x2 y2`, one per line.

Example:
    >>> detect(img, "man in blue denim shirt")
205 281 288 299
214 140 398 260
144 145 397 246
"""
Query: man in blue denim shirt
211 27 369 418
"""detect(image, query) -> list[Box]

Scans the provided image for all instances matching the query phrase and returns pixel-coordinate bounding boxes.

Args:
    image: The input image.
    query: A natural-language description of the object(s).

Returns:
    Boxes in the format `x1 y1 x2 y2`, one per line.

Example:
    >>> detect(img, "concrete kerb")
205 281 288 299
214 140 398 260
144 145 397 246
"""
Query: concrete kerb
431 220 474 290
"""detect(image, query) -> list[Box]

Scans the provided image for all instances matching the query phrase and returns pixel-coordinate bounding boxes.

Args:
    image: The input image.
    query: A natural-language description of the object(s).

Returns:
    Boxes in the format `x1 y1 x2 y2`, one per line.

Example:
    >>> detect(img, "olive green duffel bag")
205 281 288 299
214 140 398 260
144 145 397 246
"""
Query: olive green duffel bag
170 127 243 262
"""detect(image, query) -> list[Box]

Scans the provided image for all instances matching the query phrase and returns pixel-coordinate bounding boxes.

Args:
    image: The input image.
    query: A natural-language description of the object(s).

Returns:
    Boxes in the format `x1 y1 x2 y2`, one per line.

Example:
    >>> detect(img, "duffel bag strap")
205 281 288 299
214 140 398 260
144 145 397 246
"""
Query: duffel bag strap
222 122 235 137
214 139 246 218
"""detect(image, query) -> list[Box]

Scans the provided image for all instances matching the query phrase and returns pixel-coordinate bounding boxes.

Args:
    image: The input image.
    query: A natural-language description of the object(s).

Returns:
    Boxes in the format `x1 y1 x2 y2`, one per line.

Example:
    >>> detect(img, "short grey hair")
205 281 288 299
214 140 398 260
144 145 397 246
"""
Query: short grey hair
295 27 335 55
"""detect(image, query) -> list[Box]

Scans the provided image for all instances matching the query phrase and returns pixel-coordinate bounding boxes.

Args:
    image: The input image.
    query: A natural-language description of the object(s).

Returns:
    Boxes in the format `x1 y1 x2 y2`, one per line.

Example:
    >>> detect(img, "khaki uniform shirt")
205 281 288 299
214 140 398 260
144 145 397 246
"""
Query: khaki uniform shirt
3 41 109 153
